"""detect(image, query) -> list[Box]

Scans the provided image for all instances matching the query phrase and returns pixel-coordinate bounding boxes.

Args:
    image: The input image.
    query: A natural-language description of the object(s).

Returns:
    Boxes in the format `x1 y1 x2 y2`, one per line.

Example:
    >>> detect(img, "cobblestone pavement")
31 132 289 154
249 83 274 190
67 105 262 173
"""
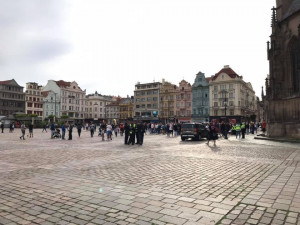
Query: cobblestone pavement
0 129 299 225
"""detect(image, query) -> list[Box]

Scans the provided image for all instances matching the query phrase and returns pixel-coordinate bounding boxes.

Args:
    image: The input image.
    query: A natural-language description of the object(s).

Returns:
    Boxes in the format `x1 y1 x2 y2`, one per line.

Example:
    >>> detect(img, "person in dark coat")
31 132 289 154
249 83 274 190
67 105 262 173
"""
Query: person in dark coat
137 122 145 145
77 124 82 137
207 123 217 146
68 124 73 140
124 122 130 144
128 123 135 145
0 122 4 133
29 123 33 138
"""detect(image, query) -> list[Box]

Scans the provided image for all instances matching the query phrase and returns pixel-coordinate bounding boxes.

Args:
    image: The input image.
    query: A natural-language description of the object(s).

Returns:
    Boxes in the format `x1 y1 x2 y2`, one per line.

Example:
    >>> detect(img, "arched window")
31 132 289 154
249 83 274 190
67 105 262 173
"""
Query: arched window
289 37 300 95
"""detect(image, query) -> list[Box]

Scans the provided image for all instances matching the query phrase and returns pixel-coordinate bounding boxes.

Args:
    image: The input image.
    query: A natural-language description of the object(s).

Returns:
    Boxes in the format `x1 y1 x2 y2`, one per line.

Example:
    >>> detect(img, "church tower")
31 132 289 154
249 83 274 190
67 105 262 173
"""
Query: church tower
265 0 300 138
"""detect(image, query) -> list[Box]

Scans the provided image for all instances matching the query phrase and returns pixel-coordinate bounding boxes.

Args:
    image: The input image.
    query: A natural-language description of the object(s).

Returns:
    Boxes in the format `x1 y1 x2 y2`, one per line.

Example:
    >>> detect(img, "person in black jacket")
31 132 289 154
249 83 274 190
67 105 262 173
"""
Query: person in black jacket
68 123 73 140
124 122 130 144
128 123 135 145
137 122 145 145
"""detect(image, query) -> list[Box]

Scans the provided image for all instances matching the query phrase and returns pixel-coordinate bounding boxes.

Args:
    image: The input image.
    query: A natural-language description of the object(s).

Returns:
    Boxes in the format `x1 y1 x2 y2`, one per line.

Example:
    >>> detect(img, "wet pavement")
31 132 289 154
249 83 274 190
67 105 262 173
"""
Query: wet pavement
0 129 299 225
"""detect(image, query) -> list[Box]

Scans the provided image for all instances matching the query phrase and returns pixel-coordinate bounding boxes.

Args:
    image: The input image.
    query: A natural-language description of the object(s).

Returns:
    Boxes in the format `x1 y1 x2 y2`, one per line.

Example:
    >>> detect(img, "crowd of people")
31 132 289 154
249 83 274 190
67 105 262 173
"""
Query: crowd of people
1 120 266 145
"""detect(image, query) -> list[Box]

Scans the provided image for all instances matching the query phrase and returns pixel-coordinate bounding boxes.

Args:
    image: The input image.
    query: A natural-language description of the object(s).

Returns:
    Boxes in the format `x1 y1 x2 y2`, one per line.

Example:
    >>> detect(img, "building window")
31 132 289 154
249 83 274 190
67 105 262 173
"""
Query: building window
229 92 234 98
214 102 218 107
136 105 140 108
136 98 140 102
229 84 234 90
214 110 218 116
153 90 158 95
141 92 145 95
214 86 218 91
153 97 157 101
221 85 226 90
229 101 234 106
136 92 140 96
147 104 151 108
142 104 145 108
214 94 218 99
230 110 234 116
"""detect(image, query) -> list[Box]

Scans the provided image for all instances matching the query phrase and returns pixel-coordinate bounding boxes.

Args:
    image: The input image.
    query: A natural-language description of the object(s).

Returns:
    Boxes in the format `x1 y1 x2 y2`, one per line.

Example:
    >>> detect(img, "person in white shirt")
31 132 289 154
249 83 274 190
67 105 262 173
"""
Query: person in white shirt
106 124 112 140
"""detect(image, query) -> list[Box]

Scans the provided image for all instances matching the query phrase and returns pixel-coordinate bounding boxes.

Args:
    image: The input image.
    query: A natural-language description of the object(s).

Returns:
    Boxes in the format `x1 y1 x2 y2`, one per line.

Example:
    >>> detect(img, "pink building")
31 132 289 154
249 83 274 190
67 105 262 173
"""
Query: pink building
175 80 192 123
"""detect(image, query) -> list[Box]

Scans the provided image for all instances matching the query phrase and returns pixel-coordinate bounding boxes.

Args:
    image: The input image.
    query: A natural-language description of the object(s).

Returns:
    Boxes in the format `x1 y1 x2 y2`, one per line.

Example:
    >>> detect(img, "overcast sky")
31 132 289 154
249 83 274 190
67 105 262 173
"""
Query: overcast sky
0 0 275 97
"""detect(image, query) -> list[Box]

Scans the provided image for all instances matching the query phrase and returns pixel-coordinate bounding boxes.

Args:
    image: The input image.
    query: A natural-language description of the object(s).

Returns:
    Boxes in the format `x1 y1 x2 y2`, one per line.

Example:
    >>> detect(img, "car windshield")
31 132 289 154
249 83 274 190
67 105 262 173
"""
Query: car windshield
182 124 195 128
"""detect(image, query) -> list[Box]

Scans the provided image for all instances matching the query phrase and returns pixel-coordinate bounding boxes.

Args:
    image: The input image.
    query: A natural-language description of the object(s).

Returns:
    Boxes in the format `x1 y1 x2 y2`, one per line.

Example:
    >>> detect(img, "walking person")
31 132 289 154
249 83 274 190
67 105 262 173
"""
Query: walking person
106 123 112 141
28 123 33 138
128 123 135 145
90 123 95 137
50 123 55 138
114 125 118 137
68 123 73 140
61 123 66 140
235 123 241 139
241 122 246 139
100 122 106 141
137 122 145 145
20 123 26 140
0 122 4 133
77 124 82 137
124 122 130 144
42 124 47 133
207 123 217 146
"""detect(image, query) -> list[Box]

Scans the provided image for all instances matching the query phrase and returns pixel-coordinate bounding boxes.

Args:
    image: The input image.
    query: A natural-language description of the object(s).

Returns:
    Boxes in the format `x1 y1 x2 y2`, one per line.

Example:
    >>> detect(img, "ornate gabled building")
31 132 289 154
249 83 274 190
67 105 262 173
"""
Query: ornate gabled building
209 66 256 123
192 72 210 122
175 80 192 123
119 96 134 122
265 0 300 137
159 79 177 123
0 79 25 117
25 82 43 117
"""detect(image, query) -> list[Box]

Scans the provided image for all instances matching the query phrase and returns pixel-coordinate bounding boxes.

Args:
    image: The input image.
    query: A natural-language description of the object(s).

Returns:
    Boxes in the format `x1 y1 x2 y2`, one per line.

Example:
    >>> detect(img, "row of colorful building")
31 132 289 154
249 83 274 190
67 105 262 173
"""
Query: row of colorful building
0 65 264 124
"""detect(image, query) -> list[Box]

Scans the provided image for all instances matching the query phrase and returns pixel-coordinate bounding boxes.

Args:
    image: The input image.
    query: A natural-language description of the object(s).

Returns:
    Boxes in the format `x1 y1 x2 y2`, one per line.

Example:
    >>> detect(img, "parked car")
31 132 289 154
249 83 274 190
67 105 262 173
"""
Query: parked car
181 123 208 141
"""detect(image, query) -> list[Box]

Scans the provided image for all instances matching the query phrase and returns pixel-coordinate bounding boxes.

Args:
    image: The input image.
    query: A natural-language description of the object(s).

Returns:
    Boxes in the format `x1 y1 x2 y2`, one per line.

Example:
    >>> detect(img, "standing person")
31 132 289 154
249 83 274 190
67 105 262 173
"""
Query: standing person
114 125 118 137
169 122 174 137
235 123 241 139
77 124 82 137
207 123 217 146
224 122 230 139
173 123 178 137
120 124 124 136
246 122 250 135
137 122 145 145
124 122 130 144
220 121 226 138
106 123 112 141
61 123 66 140
241 122 246 139
90 123 95 137
20 123 26 140
28 123 33 138
135 122 139 144
262 120 267 134
0 122 4 133
42 124 47 133
128 123 135 145
50 123 55 138
68 123 73 140
100 122 106 141
9 123 13 133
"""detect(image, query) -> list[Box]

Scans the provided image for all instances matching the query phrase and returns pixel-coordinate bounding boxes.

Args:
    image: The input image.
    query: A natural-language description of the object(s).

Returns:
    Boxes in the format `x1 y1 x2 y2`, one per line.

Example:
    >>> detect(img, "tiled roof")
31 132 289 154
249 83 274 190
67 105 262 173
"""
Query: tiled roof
212 67 240 81
55 80 71 88
205 77 211 83
0 80 12 85
282 0 300 20
41 91 50 97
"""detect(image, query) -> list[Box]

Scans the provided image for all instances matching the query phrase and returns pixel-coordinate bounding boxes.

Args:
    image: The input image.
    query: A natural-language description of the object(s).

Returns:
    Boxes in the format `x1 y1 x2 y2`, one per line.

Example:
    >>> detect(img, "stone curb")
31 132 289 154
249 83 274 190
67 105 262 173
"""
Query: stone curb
254 136 300 144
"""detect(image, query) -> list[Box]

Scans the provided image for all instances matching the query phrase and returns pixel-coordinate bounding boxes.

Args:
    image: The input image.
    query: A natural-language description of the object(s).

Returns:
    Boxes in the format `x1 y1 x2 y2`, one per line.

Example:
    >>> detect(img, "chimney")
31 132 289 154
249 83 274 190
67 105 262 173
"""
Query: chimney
224 65 230 69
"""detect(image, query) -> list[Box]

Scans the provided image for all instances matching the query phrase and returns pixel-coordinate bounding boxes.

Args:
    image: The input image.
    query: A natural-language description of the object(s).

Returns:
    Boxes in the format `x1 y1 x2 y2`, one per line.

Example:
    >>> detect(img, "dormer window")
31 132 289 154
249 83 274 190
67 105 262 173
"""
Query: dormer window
222 75 225 79
73 86 76 89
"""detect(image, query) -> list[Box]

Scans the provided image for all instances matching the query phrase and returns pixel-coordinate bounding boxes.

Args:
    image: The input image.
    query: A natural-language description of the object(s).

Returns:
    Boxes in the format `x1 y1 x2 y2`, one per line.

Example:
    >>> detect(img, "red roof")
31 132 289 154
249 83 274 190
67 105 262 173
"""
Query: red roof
212 67 240 81
0 80 12 85
41 91 50 97
55 80 71 88
205 77 211 83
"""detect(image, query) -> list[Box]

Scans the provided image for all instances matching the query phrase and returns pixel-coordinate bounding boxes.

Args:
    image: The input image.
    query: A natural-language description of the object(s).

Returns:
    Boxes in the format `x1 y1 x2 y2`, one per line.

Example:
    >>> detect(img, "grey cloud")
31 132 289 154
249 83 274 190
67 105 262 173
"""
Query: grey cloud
0 0 71 66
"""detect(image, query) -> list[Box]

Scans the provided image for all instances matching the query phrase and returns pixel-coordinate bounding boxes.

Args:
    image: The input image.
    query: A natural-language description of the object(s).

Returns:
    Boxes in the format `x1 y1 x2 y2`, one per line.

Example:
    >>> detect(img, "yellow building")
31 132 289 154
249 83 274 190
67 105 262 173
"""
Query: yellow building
209 65 256 122
119 97 134 122
159 79 177 123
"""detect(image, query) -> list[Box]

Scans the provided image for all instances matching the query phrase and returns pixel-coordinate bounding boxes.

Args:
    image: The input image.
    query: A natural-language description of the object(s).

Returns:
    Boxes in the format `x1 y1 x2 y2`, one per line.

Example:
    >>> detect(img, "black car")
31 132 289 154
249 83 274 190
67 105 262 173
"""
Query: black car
181 123 208 141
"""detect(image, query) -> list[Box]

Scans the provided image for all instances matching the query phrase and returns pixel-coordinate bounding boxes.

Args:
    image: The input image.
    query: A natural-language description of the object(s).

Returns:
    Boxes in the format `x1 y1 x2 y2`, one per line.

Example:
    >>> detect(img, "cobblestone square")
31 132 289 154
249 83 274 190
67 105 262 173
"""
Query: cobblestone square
0 130 299 225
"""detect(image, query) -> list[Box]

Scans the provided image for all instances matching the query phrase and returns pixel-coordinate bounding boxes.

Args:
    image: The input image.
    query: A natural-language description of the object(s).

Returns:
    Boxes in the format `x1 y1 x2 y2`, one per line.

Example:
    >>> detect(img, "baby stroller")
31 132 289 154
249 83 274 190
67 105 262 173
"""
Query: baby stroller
53 128 61 138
